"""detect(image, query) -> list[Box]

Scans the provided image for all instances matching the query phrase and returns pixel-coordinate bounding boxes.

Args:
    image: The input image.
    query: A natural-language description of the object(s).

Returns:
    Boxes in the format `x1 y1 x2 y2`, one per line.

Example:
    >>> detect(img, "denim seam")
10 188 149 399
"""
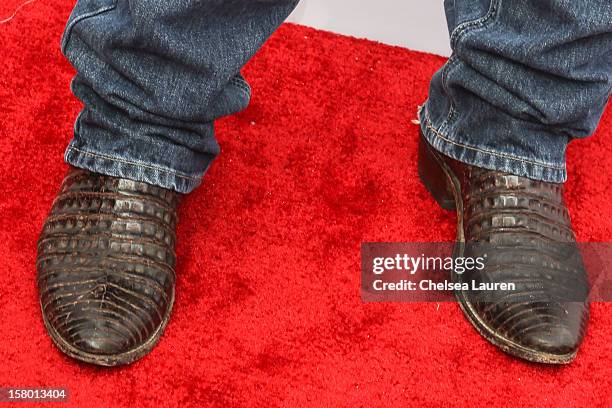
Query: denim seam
422 108 566 170
66 146 202 181
229 76 248 90
443 0 502 124
230 85 250 101
229 77 243 89
61 0 118 53
441 56 459 123
230 84 250 100
229 77 251 98
449 0 501 48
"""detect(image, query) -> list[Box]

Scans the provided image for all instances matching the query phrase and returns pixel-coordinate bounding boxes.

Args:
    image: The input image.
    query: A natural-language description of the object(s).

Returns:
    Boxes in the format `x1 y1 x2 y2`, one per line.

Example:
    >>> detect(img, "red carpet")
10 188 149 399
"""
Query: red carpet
1 1 611 407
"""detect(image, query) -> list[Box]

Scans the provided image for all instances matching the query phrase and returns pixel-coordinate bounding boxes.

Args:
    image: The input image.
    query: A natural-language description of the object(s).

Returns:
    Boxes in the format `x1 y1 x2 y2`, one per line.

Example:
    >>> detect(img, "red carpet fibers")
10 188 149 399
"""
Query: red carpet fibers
1 1 611 407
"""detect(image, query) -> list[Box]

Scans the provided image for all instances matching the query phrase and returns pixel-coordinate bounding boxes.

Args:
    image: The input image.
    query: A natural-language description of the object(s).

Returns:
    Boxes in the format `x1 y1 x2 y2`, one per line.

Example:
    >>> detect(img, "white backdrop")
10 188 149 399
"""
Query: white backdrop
288 0 452 57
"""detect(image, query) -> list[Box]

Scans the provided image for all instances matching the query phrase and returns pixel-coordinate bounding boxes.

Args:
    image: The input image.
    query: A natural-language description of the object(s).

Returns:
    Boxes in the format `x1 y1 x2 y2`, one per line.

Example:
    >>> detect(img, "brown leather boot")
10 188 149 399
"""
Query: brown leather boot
37 167 180 366
418 133 589 364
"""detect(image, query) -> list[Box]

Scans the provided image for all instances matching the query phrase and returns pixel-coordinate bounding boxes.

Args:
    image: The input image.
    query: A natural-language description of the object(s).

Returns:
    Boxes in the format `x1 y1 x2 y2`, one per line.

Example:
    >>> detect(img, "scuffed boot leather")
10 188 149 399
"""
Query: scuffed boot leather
37 167 180 366
418 133 589 364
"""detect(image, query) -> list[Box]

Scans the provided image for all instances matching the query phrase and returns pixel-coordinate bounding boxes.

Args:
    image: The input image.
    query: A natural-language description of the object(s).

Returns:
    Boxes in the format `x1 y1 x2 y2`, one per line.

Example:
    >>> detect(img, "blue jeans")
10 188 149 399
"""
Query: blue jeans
62 0 612 193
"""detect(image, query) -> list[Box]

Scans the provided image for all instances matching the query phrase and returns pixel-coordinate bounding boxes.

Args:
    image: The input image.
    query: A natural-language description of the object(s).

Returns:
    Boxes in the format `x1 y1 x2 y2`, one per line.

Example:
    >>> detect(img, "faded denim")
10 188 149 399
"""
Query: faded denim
420 0 612 183
61 0 612 193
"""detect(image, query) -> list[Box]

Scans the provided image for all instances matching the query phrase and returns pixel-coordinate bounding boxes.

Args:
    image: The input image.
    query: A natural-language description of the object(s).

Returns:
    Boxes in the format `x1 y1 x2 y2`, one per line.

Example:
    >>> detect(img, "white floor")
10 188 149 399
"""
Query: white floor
288 0 452 57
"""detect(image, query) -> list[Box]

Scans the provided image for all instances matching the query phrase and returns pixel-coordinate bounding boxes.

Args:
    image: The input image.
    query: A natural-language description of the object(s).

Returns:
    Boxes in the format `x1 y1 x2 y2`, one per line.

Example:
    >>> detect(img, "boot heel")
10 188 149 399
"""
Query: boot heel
418 134 456 210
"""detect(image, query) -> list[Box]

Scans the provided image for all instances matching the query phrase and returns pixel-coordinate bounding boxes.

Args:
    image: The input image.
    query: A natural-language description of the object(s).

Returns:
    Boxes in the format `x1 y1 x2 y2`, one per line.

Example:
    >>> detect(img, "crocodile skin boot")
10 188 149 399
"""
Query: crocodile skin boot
418 133 589 364
37 167 180 366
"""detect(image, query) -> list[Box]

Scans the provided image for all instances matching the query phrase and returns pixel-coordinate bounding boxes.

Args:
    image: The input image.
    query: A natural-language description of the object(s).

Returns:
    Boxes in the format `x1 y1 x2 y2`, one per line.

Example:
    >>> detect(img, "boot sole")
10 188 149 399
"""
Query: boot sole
418 133 577 364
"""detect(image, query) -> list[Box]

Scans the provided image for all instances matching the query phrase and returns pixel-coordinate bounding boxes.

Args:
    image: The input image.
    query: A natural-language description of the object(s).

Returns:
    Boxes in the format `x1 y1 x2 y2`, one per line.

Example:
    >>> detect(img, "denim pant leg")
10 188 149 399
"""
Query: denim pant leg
61 0 299 193
421 0 612 182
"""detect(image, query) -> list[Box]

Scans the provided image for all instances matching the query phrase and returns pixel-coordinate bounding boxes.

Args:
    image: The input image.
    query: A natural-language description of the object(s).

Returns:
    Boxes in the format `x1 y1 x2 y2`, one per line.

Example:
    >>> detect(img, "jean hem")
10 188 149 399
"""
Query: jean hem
418 105 568 184
65 145 204 194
